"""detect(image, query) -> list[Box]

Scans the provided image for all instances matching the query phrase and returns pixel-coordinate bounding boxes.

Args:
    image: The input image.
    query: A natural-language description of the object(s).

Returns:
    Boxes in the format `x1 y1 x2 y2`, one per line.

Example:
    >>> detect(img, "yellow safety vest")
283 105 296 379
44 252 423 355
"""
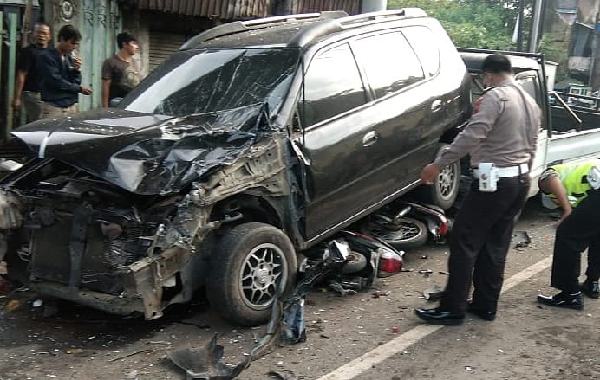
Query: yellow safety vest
550 161 600 206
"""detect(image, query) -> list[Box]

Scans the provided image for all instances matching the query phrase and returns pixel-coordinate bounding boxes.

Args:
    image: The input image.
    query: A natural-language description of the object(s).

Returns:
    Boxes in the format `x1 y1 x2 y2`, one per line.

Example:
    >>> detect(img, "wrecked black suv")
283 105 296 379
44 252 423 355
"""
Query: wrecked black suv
0 9 470 325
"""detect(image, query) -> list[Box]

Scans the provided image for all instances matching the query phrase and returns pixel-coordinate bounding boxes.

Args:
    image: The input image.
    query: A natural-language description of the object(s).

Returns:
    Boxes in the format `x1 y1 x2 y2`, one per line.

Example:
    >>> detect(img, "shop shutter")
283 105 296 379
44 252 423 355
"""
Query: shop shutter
148 32 186 72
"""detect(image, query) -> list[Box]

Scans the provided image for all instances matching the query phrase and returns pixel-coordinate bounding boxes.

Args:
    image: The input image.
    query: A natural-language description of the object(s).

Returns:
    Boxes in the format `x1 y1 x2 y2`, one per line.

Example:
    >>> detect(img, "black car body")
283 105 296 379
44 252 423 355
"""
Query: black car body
0 9 470 325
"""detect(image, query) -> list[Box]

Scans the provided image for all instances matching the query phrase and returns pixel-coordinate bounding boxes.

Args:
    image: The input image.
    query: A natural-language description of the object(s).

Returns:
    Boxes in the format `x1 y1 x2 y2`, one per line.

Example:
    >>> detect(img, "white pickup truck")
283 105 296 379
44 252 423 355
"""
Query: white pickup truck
459 48 600 197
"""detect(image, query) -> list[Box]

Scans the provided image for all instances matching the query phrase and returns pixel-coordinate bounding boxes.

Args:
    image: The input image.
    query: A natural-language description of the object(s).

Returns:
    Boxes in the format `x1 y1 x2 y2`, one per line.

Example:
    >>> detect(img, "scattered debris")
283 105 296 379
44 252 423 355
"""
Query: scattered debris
420 255 428 260
391 326 401 334
328 281 357 297
267 369 298 380
418 269 433 276
512 230 532 249
372 290 390 299
32 299 43 308
109 349 153 362
281 298 306 345
168 335 245 379
423 285 445 301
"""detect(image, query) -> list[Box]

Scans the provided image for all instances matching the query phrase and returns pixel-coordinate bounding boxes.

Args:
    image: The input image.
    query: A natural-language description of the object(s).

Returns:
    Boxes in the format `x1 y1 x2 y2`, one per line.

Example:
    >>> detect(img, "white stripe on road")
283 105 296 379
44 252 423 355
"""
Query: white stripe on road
317 256 553 380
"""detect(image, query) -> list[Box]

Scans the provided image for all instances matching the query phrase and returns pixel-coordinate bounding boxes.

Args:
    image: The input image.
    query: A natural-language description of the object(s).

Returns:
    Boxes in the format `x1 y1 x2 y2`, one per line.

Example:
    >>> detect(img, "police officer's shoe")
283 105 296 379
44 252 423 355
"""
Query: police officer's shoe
467 302 496 321
537 291 584 310
581 279 600 299
414 307 465 325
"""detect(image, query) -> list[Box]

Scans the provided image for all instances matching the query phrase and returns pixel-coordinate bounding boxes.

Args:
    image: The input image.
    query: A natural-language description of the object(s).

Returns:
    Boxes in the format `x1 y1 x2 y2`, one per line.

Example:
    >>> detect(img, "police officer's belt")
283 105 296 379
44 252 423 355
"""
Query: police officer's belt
473 163 529 178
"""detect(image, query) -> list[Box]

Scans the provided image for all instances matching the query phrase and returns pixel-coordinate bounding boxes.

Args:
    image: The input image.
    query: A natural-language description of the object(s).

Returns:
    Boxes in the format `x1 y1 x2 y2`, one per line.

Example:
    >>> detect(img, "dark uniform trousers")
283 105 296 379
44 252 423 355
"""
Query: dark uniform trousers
440 174 530 314
551 189 600 292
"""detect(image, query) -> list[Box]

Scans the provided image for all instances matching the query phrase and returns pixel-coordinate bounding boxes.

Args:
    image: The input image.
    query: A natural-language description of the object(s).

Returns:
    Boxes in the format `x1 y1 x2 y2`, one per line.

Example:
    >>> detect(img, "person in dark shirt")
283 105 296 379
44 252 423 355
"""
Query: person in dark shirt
38 24 92 118
101 32 141 108
12 22 51 123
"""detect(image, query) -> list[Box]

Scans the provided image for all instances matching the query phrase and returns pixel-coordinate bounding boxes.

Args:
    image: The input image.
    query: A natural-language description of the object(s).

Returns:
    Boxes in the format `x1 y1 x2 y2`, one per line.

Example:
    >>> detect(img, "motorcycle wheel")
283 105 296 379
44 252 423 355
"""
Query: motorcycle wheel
362 216 428 250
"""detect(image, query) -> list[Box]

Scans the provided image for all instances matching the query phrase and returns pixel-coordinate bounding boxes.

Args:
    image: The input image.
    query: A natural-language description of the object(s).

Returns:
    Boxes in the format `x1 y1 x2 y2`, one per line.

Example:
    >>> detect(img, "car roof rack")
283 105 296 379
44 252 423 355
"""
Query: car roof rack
288 8 428 48
339 8 427 26
180 11 349 49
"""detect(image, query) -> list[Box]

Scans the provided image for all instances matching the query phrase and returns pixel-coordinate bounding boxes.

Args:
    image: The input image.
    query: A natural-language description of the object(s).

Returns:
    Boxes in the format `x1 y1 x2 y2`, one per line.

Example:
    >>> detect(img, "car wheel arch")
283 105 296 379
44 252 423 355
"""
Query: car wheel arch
210 194 284 230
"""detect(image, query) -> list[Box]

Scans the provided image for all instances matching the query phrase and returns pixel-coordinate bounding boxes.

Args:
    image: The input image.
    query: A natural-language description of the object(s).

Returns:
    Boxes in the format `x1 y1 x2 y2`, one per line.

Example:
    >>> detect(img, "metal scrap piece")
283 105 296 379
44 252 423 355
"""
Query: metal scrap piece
168 334 246 380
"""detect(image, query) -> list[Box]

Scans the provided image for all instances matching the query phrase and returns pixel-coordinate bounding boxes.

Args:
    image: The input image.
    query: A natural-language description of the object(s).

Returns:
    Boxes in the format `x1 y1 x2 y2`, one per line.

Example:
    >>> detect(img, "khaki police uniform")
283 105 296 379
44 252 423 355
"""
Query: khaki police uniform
433 77 541 314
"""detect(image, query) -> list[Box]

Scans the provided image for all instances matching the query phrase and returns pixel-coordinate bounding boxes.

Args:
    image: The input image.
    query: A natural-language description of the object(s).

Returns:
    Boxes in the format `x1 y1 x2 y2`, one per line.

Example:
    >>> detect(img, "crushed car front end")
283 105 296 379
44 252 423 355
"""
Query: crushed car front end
0 156 211 319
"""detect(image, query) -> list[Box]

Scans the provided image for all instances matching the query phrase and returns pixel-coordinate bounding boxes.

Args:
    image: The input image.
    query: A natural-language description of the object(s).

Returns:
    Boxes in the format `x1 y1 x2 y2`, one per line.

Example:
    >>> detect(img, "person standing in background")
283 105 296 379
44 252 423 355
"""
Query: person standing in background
101 32 141 108
38 24 92 119
12 22 51 123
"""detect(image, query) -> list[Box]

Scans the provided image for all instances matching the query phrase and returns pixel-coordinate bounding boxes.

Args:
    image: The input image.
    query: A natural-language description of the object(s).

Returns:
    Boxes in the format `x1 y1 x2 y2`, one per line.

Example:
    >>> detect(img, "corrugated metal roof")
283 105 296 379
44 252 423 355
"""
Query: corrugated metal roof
137 0 271 18
135 0 359 19
291 0 359 15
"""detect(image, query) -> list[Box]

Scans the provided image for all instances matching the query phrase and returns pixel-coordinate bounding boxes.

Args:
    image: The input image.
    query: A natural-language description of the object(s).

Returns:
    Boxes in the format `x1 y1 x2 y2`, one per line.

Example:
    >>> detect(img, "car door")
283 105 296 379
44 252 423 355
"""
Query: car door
299 43 373 238
514 70 549 189
349 31 429 197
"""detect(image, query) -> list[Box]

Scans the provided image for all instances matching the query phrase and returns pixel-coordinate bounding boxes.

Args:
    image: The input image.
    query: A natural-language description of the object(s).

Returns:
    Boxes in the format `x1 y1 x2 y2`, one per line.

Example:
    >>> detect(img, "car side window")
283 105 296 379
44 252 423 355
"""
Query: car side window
352 32 424 99
301 43 367 127
402 26 440 77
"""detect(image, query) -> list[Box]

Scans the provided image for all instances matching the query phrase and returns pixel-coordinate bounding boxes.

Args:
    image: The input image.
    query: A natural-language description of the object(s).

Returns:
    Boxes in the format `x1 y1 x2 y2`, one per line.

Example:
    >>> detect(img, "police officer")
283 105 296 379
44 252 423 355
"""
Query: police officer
538 160 600 308
415 54 541 325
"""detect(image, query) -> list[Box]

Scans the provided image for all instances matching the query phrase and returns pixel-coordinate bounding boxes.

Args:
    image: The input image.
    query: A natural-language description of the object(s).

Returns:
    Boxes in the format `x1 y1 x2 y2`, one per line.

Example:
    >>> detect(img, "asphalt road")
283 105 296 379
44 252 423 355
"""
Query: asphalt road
1 198 598 380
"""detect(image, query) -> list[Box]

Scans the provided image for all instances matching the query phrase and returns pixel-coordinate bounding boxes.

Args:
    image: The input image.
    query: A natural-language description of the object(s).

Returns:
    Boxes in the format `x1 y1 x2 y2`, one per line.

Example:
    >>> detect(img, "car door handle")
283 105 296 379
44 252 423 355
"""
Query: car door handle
431 99 442 112
362 131 378 147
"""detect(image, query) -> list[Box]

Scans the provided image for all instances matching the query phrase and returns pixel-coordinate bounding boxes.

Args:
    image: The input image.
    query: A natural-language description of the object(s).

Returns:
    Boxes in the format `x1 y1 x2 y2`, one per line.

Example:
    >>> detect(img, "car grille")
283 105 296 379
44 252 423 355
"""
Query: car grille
29 214 148 296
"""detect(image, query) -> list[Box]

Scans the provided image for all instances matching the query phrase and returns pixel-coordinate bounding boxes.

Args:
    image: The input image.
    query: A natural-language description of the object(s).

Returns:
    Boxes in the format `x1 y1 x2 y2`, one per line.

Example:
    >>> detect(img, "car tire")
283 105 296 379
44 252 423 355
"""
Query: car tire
428 160 461 210
207 222 297 326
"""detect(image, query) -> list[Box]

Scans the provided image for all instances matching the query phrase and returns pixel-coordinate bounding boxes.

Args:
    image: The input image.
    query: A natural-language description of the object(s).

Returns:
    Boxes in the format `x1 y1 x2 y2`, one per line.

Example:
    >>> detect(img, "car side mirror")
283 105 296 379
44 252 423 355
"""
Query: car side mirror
109 97 123 108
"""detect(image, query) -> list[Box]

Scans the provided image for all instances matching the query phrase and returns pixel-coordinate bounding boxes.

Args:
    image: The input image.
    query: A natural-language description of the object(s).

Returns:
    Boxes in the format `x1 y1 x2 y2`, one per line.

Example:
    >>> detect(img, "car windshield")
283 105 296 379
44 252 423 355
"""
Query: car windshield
121 48 300 117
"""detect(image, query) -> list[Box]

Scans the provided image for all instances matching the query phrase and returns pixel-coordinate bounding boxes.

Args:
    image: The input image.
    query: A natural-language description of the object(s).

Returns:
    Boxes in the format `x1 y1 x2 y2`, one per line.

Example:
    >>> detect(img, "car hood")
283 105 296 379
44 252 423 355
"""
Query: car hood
12 106 267 195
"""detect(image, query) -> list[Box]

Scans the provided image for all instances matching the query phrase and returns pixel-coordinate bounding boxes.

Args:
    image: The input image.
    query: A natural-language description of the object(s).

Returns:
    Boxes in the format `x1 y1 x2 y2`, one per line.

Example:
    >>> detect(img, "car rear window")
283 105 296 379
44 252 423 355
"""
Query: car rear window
352 31 424 99
301 43 368 127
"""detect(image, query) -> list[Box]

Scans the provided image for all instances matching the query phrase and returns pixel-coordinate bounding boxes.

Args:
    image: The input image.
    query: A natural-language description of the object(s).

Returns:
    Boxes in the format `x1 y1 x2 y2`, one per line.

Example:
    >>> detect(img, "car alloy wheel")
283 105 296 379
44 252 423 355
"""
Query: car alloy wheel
239 243 288 310
437 163 457 201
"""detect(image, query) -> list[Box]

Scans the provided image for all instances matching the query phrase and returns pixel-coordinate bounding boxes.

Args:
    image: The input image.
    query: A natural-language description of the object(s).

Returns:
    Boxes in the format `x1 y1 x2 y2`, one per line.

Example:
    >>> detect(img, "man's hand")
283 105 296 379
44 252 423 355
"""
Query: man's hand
11 98 21 110
80 87 93 95
557 207 572 225
420 163 441 184
73 56 82 70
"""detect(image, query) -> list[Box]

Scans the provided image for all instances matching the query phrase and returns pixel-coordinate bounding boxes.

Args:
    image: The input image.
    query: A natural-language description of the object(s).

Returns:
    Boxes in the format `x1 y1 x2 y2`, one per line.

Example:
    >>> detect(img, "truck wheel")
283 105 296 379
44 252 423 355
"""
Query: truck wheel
207 222 297 326
428 160 460 210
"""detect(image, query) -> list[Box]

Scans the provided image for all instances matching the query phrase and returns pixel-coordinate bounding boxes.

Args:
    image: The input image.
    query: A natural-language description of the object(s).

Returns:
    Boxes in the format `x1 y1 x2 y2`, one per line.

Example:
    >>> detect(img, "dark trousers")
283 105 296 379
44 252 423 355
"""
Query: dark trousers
551 189 600 292
440 175 530 313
